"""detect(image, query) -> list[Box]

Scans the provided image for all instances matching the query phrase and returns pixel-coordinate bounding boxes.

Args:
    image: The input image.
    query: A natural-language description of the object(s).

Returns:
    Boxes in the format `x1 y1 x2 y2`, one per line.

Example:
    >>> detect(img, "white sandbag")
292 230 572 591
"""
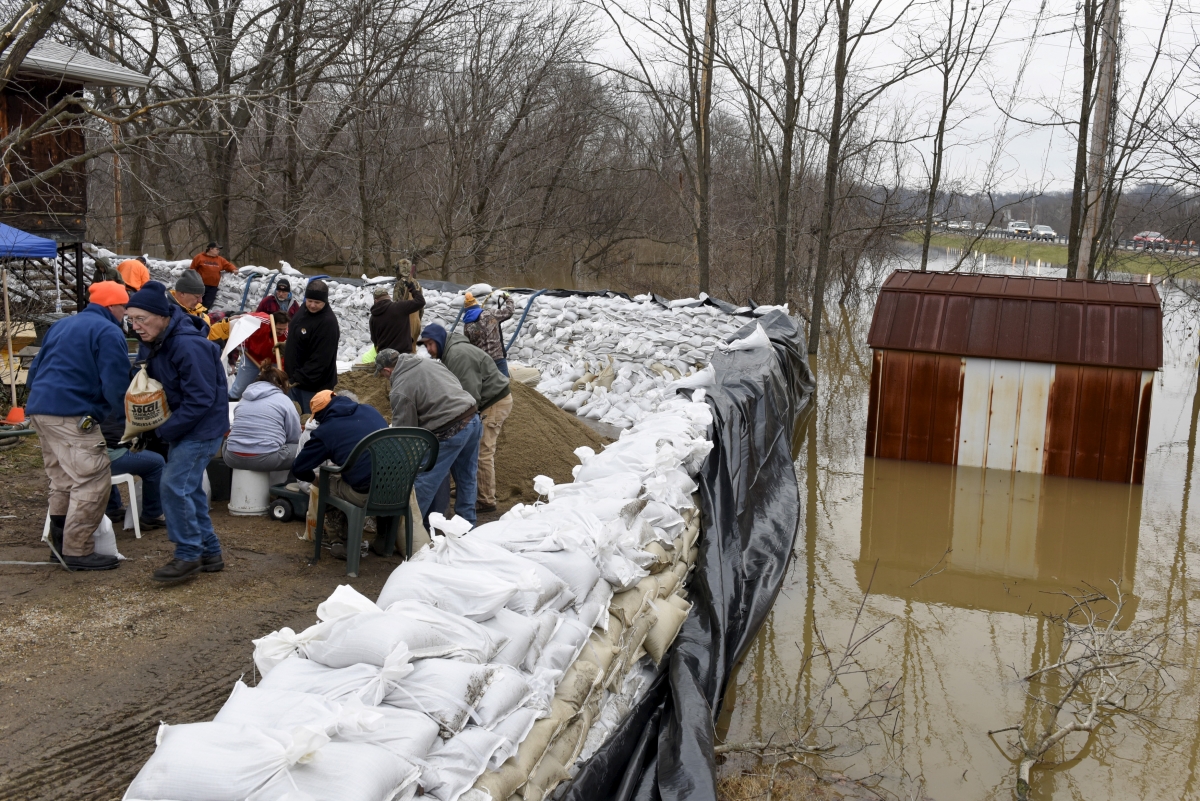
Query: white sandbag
250 741 419 801
215 681 351 735
376 561 522 621
317 584 382 622
545 472 642 503
576 580 614 631
717 322 770 351
417 535 571 614
477 608 539 669
486 706 541 769
335 705 442 764
303 601 504 668
521 549 601 606
473 666 532 728
257 648 413 705
253 622 338 677
123 722 327 801
521 611 561 673
384 659 494 736
92 514 126 560
421 727 509 801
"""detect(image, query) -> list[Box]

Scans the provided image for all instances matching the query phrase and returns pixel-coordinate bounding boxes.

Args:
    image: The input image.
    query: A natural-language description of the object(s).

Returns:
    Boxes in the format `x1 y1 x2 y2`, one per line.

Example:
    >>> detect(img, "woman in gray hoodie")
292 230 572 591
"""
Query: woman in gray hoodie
223 365 302 472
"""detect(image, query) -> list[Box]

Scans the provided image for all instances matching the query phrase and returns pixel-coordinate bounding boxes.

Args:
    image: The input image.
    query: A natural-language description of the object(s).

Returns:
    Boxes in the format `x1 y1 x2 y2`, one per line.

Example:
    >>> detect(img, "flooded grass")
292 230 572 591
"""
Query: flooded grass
717 256 1200 800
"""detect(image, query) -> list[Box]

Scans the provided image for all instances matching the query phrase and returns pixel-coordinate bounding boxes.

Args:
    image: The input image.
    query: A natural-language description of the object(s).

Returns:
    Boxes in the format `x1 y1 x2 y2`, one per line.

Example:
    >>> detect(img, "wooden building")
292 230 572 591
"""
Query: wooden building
865 271 1162 484
1 41 150 242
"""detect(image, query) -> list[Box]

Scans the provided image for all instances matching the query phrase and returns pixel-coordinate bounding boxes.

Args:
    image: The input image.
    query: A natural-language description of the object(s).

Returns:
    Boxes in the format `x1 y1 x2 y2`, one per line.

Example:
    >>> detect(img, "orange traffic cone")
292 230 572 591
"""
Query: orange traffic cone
4 406 24 424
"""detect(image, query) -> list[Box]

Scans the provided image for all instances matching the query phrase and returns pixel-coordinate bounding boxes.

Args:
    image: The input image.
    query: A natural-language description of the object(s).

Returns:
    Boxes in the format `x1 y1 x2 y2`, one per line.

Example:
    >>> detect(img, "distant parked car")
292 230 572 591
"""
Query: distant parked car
1134 231 1167 249
947 220 961 230
1008 220 1031 237
974 222 987 231
1032 225 1057 240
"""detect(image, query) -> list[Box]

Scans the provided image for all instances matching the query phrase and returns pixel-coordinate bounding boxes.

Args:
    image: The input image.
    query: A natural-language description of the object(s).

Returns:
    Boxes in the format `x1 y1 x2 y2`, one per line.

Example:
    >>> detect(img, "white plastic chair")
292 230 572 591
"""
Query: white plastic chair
41 473 142 543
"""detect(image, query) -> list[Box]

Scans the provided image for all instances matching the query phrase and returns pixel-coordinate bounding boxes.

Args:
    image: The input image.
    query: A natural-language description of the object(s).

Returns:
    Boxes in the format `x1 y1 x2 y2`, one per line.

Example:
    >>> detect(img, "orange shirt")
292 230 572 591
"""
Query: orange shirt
188 252 237 287
116 259 150 290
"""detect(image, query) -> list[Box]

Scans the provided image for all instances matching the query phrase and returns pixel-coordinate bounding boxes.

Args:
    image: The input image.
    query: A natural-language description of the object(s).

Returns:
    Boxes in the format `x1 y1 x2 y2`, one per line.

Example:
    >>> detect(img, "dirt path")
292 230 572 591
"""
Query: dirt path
0 438 402 800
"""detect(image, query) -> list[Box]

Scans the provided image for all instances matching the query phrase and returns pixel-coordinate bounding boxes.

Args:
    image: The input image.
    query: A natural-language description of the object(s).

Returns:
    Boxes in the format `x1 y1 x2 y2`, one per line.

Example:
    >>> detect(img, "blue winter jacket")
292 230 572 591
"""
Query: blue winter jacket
292 395 387 493
26 303 131 420
137 304 230 443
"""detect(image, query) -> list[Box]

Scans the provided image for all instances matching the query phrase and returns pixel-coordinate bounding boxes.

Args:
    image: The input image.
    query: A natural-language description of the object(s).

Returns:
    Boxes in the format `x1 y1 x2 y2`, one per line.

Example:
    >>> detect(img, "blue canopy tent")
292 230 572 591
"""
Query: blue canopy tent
0 223 58 259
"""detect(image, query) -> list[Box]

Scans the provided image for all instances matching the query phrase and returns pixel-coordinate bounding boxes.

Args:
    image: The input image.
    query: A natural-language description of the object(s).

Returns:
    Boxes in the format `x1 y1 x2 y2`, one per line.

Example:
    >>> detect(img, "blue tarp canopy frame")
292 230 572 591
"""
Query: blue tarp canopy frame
0 223 58 259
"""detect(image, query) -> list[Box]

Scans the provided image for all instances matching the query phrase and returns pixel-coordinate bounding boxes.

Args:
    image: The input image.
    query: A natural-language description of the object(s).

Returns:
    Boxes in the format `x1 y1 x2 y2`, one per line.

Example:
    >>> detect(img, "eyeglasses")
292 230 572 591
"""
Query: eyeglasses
127 314 156 326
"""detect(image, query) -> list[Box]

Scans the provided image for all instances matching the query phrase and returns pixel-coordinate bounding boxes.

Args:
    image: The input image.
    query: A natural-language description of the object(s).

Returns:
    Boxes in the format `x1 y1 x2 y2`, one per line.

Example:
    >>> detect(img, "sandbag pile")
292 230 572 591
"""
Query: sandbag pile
92 249 781 428
123 393 715 801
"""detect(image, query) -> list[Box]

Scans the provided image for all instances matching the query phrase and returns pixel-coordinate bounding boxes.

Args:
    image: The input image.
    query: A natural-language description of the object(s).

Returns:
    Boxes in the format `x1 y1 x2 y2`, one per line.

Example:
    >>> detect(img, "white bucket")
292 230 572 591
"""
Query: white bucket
229 469 272 515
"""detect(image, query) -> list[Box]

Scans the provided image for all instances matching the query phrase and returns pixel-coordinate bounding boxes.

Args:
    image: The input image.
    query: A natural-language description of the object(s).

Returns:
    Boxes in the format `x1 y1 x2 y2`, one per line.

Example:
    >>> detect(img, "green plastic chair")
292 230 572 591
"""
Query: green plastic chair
311 427 439 577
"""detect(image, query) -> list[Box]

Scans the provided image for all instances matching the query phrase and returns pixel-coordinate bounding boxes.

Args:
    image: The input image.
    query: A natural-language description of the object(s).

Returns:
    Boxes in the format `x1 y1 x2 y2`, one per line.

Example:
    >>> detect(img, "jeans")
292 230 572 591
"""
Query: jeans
414 415 482 526
107 449 165 518
162 437 223 561
223 442 298 473
228 357 261 400
290 387 316 415
494 358 509 377
201 284 220 311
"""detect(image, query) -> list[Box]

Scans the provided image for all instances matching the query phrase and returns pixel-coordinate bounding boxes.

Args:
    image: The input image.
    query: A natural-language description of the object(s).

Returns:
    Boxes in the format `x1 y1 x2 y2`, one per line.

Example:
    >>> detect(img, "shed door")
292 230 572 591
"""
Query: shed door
957 358 1052 473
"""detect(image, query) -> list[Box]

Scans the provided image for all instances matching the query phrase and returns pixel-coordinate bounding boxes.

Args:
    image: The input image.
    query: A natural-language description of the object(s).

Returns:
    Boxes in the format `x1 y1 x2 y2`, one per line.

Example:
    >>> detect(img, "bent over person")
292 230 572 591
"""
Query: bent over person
126 281 230 583
26 281 131 570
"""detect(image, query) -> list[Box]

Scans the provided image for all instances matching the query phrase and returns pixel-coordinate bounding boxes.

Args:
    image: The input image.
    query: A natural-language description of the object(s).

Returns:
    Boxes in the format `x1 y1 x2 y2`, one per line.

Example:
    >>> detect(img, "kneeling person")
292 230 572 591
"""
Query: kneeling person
375 348 482 525
291 390 387 558
224 365 301 472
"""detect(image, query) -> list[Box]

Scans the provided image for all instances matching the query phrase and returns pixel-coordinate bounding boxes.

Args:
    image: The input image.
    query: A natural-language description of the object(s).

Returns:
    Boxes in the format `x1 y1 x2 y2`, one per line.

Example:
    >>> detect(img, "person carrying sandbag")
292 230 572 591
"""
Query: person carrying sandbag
461 284 514 377
369 278 425 355
125 281 230 584
25 281 133 571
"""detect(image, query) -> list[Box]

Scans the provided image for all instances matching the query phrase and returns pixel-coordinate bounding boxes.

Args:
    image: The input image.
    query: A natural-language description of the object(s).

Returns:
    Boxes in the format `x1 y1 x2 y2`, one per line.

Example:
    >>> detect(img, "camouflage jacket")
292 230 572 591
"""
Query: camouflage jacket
463 295 515 360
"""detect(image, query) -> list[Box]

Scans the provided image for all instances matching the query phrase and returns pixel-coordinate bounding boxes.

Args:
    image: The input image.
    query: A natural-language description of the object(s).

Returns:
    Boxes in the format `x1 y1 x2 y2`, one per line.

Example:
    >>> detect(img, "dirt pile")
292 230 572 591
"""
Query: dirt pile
333 369 610 507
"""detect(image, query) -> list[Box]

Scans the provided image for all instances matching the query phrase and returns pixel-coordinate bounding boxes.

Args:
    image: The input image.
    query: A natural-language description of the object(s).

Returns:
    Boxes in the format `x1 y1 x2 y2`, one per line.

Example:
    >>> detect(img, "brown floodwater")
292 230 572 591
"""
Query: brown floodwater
716 253 1200 800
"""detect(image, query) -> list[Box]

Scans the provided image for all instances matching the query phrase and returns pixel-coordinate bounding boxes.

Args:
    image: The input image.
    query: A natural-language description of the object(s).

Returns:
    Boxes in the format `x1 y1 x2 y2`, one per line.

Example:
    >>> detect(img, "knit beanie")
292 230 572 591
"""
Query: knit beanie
88 281 129 307
126 281 171 318
176 269 205 295
305 281 329 303
463 292 478 308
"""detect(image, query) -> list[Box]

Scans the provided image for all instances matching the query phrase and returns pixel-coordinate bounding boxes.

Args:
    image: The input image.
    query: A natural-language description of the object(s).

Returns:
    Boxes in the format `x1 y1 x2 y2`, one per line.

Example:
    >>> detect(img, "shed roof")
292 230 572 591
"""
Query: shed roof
867 270 1162 371
17 42 151 88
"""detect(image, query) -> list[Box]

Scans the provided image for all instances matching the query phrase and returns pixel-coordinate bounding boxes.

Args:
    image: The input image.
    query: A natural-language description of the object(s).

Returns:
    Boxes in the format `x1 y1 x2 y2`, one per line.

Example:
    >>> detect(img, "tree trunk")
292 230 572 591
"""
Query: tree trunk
773 0 802 304
1066 0 1099 279
920 67 952 272
695 0 717 296
809 0 849 355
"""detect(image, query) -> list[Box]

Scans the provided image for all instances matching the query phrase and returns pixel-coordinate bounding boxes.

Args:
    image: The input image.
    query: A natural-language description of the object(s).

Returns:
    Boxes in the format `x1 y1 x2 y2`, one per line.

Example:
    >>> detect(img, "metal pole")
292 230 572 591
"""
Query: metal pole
3 269 17 409
74 243 84 312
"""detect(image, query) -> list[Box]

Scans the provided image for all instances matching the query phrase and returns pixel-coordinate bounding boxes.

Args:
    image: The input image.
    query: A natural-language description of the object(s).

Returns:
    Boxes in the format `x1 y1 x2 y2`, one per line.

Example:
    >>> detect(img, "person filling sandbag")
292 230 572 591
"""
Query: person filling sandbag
126 280 231 583
461 286 514 377
228 311 287 400
256 277 301 319
25 281 132 571
223 365 301 473
285 280 340 414
373 348 481 526
417 323 511 514
291 390 386 560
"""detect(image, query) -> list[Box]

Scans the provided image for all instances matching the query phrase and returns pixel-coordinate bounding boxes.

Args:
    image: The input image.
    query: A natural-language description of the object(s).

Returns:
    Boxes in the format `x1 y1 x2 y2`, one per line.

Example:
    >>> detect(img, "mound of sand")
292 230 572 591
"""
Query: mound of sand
334 370 609 507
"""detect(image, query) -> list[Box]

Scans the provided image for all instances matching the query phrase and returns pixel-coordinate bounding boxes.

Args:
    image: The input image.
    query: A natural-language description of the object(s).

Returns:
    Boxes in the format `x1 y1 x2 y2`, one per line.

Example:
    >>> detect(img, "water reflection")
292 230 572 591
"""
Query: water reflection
718 250 1200 800
859 458 1141 621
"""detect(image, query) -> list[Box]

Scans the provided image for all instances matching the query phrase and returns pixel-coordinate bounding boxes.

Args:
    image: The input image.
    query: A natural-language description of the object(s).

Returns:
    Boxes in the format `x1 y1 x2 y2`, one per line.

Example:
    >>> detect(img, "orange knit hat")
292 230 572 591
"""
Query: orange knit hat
463 292 478 308
310 390 335 415
89 281 130 307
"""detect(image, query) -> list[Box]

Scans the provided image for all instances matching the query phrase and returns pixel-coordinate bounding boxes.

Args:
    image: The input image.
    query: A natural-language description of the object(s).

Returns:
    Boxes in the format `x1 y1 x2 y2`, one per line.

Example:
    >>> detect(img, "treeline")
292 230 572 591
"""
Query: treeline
0 0 1194 350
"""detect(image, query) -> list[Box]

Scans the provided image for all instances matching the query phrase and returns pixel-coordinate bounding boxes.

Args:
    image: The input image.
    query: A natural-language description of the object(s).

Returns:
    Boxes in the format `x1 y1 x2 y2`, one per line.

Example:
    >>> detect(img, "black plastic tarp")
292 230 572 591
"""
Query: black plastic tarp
561 309 815 801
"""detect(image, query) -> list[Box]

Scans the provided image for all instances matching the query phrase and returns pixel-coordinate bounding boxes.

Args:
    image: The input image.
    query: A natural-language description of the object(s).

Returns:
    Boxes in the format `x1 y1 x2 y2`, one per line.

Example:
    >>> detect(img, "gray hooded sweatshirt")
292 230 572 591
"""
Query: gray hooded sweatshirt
227 381 302 454
388 353 476 431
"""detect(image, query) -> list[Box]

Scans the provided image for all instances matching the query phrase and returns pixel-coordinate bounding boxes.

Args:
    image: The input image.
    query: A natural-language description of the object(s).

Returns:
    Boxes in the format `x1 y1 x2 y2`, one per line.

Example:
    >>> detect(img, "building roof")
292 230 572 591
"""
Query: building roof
17 41 151 88
867 270 1163 371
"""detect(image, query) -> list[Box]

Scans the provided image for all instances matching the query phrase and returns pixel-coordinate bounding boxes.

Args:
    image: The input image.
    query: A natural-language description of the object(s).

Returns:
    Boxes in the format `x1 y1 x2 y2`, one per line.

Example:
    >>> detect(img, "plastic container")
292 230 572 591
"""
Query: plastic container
229 469 290 515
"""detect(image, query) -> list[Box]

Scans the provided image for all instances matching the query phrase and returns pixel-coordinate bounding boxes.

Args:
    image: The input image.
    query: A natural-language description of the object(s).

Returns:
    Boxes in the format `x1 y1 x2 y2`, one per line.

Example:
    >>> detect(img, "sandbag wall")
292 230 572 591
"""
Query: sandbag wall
124 254 785 429
123 388 721 801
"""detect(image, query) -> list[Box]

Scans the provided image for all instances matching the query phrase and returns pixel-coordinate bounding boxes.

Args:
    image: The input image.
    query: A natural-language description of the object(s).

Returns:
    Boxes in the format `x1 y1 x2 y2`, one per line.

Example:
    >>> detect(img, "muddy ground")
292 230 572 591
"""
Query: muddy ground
0 436 482 800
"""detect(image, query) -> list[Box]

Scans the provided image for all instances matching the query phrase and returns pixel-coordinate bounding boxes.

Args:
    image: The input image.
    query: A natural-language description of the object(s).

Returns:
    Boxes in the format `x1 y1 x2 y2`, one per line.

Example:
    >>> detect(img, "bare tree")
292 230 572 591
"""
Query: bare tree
988 585 1181 801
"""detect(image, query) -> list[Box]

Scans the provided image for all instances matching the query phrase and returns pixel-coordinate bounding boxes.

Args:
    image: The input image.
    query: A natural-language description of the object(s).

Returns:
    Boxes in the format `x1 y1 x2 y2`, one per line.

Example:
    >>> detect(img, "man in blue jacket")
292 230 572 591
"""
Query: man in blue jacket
292 390 387 559
26 281 131 570
125 281 230 583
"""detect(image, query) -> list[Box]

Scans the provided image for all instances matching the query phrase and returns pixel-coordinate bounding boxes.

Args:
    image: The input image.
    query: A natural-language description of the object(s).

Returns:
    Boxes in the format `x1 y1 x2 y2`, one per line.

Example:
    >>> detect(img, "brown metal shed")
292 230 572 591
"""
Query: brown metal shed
865 270 1163 484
